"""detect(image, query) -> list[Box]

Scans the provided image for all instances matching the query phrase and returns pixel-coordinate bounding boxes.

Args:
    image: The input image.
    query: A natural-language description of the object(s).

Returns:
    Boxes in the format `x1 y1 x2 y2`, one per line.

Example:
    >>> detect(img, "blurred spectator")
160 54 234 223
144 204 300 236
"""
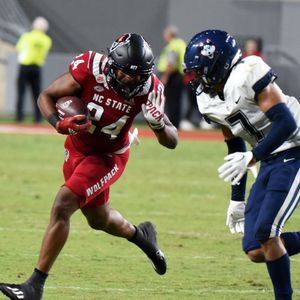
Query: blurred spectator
15 16 52 123
157 25 186 128
179 74 202 131
242 37 264 59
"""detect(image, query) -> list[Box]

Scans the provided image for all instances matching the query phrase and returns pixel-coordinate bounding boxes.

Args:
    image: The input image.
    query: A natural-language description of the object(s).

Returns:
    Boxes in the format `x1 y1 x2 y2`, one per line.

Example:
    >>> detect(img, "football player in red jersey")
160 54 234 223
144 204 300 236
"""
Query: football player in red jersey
0 33 178 300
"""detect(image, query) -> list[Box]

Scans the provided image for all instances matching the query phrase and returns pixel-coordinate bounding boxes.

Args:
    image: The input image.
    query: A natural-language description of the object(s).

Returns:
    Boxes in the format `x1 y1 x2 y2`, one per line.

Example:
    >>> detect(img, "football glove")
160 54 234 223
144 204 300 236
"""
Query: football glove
142 90 165 130
248 165 258 179
218 151 254 185
226 200 245 234
56 115 91 135
129 128 141 147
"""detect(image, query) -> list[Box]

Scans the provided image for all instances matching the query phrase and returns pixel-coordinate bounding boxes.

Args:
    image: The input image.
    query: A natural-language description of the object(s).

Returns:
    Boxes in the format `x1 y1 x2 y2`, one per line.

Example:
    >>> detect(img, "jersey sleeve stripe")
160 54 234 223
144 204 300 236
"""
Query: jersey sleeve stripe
100 56 108 72
92 53 103 77
252 70 277 101
87 51 94 70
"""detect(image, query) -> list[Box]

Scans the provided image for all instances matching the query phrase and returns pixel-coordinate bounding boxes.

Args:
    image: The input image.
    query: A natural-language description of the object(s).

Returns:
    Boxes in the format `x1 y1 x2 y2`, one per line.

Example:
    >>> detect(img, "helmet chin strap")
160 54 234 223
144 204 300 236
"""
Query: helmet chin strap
231 49 242 67
195 84 204 96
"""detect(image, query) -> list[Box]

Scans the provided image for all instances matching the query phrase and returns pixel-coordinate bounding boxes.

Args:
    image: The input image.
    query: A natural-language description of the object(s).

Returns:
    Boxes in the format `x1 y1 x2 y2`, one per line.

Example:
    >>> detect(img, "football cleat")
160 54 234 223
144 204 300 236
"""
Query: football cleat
134 221 167 275
0 282 43 300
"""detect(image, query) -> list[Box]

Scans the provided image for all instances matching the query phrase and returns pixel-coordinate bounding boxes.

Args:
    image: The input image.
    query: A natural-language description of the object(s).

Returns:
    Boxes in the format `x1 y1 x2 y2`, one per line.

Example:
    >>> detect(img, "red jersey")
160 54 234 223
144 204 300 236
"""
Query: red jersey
68 51 164 154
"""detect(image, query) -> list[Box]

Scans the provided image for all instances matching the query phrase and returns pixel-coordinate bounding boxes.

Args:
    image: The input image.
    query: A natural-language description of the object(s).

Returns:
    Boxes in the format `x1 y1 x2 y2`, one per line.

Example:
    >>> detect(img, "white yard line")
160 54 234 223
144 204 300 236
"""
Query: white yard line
44 285 278 295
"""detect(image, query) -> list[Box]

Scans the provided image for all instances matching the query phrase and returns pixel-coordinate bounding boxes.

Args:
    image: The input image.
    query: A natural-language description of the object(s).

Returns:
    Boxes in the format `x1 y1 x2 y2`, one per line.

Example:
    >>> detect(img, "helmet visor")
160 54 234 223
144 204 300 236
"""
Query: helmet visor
184 69 210 95
107 65 150 98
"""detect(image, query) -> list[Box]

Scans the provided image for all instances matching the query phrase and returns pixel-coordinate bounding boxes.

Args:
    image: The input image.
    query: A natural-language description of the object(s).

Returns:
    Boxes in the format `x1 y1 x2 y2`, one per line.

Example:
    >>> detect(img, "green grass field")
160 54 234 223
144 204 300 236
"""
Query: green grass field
0 130 299 300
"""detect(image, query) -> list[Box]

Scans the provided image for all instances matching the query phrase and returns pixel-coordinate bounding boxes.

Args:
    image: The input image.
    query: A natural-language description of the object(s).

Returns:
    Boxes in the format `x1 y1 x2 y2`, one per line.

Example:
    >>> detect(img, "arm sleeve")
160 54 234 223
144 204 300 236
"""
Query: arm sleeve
252 103 298 161
225 137 247 201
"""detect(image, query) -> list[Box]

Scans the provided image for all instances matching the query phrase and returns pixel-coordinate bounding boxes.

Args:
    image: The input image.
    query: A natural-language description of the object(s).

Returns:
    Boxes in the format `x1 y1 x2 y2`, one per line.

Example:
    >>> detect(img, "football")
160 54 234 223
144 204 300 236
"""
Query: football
56 96 89 120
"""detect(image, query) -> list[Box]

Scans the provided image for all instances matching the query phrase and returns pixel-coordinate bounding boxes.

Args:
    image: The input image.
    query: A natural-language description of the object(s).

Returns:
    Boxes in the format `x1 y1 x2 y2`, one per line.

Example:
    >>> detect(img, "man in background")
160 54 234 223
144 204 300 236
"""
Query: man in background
157 25 186 129
243 37 264 59
15 16 52 123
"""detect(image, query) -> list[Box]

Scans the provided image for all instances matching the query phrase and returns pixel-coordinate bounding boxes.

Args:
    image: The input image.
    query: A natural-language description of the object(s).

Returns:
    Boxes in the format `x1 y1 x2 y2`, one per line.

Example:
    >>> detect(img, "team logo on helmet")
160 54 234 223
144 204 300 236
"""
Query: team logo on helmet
201 44 216 59
110 33 131 52
61 99 72 108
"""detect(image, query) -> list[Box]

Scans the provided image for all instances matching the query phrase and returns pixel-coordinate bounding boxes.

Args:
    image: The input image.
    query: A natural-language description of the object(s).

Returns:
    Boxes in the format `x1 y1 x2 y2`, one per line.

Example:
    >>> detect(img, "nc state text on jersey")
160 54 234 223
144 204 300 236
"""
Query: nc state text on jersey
92 94 132 113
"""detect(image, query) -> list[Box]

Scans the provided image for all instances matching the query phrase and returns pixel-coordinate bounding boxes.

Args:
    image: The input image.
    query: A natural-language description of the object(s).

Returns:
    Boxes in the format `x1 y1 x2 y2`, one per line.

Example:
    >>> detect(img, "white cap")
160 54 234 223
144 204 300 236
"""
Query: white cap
32 17 49 32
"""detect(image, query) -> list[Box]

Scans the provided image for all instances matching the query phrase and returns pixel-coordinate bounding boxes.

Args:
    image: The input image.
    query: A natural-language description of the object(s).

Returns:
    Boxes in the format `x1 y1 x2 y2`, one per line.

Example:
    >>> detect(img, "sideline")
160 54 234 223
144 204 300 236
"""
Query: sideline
0 123 223 141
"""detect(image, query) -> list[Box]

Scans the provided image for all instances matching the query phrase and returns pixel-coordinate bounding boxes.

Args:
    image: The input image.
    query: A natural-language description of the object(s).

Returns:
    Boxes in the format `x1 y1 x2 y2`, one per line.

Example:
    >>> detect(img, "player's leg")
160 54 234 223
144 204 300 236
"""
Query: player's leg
164 73 184 128
28 66 42 123
243 171 267 262
81 194 167 275
244 159 300 260
16 65 27 122
81 191 135 238
0 185 80 300
255 160 300 300
37 185 80 272
280 231 300 256
244 232 300 263
257 190 297 300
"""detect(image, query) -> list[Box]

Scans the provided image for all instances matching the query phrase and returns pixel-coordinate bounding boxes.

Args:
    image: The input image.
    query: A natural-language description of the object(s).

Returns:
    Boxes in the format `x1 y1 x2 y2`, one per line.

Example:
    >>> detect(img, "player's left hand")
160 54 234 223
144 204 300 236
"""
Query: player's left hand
218 151 254 185
142 90 165 130
226 200 245 234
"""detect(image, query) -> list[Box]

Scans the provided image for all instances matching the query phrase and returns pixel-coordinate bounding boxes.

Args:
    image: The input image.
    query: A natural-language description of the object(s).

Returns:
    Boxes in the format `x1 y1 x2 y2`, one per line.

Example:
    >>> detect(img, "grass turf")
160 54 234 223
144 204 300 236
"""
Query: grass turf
0 132 299 300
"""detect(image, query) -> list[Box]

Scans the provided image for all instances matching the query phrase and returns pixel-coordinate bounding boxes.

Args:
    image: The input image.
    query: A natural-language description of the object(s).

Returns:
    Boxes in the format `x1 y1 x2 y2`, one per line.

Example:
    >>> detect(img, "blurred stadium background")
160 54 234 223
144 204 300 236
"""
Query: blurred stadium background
0 0 300 118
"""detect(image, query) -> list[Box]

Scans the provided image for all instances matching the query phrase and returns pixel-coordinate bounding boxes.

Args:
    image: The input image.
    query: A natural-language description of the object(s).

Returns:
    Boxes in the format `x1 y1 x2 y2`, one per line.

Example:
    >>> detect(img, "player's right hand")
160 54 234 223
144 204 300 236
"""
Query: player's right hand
226 200 245 234
218 151 254 185
56 115 91 135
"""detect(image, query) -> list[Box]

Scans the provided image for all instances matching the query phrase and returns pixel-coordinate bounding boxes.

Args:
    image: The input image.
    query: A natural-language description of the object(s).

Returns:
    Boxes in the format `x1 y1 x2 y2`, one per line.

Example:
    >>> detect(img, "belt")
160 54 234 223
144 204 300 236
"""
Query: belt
262 146 300 163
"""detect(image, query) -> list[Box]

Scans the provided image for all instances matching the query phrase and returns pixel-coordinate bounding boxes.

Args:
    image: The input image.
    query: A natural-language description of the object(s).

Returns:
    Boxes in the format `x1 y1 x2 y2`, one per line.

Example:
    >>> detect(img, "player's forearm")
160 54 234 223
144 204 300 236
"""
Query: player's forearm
37 91 58 120
154 115 178 149
252 103 297 161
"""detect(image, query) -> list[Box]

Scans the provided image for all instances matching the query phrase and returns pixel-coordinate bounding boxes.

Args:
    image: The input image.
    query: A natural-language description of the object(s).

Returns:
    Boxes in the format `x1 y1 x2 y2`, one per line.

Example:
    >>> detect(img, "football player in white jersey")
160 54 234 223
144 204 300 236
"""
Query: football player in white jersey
184 29 300 300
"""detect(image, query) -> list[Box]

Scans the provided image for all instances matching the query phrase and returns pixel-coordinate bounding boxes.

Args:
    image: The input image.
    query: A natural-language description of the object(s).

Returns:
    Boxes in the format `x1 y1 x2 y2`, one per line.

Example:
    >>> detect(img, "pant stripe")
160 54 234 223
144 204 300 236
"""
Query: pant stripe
270 168 300 237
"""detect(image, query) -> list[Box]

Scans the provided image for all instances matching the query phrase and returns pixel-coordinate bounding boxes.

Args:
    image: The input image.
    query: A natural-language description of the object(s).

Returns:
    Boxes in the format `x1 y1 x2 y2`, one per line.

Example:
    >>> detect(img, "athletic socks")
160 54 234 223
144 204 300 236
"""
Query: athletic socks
27 268 48 286
266 253 293 300
128 222 167 275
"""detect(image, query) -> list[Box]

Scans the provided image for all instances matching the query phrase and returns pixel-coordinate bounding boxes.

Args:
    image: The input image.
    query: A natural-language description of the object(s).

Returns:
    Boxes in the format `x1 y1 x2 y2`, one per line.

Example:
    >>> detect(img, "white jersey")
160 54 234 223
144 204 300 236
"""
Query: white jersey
197 55 300 154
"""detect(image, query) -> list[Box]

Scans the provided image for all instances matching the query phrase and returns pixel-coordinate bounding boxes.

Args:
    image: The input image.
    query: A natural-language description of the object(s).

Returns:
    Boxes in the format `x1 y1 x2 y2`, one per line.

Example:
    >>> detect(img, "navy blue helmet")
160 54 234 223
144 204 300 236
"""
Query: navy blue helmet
183 29 242 95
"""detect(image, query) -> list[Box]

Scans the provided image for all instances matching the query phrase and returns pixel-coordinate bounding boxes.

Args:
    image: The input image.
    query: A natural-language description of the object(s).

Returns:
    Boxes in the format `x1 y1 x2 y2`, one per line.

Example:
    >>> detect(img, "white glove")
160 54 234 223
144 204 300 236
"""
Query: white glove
226 200 245 234
218 151 254 185
248 165 258 179
142 90 165 130
128 128 140 147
